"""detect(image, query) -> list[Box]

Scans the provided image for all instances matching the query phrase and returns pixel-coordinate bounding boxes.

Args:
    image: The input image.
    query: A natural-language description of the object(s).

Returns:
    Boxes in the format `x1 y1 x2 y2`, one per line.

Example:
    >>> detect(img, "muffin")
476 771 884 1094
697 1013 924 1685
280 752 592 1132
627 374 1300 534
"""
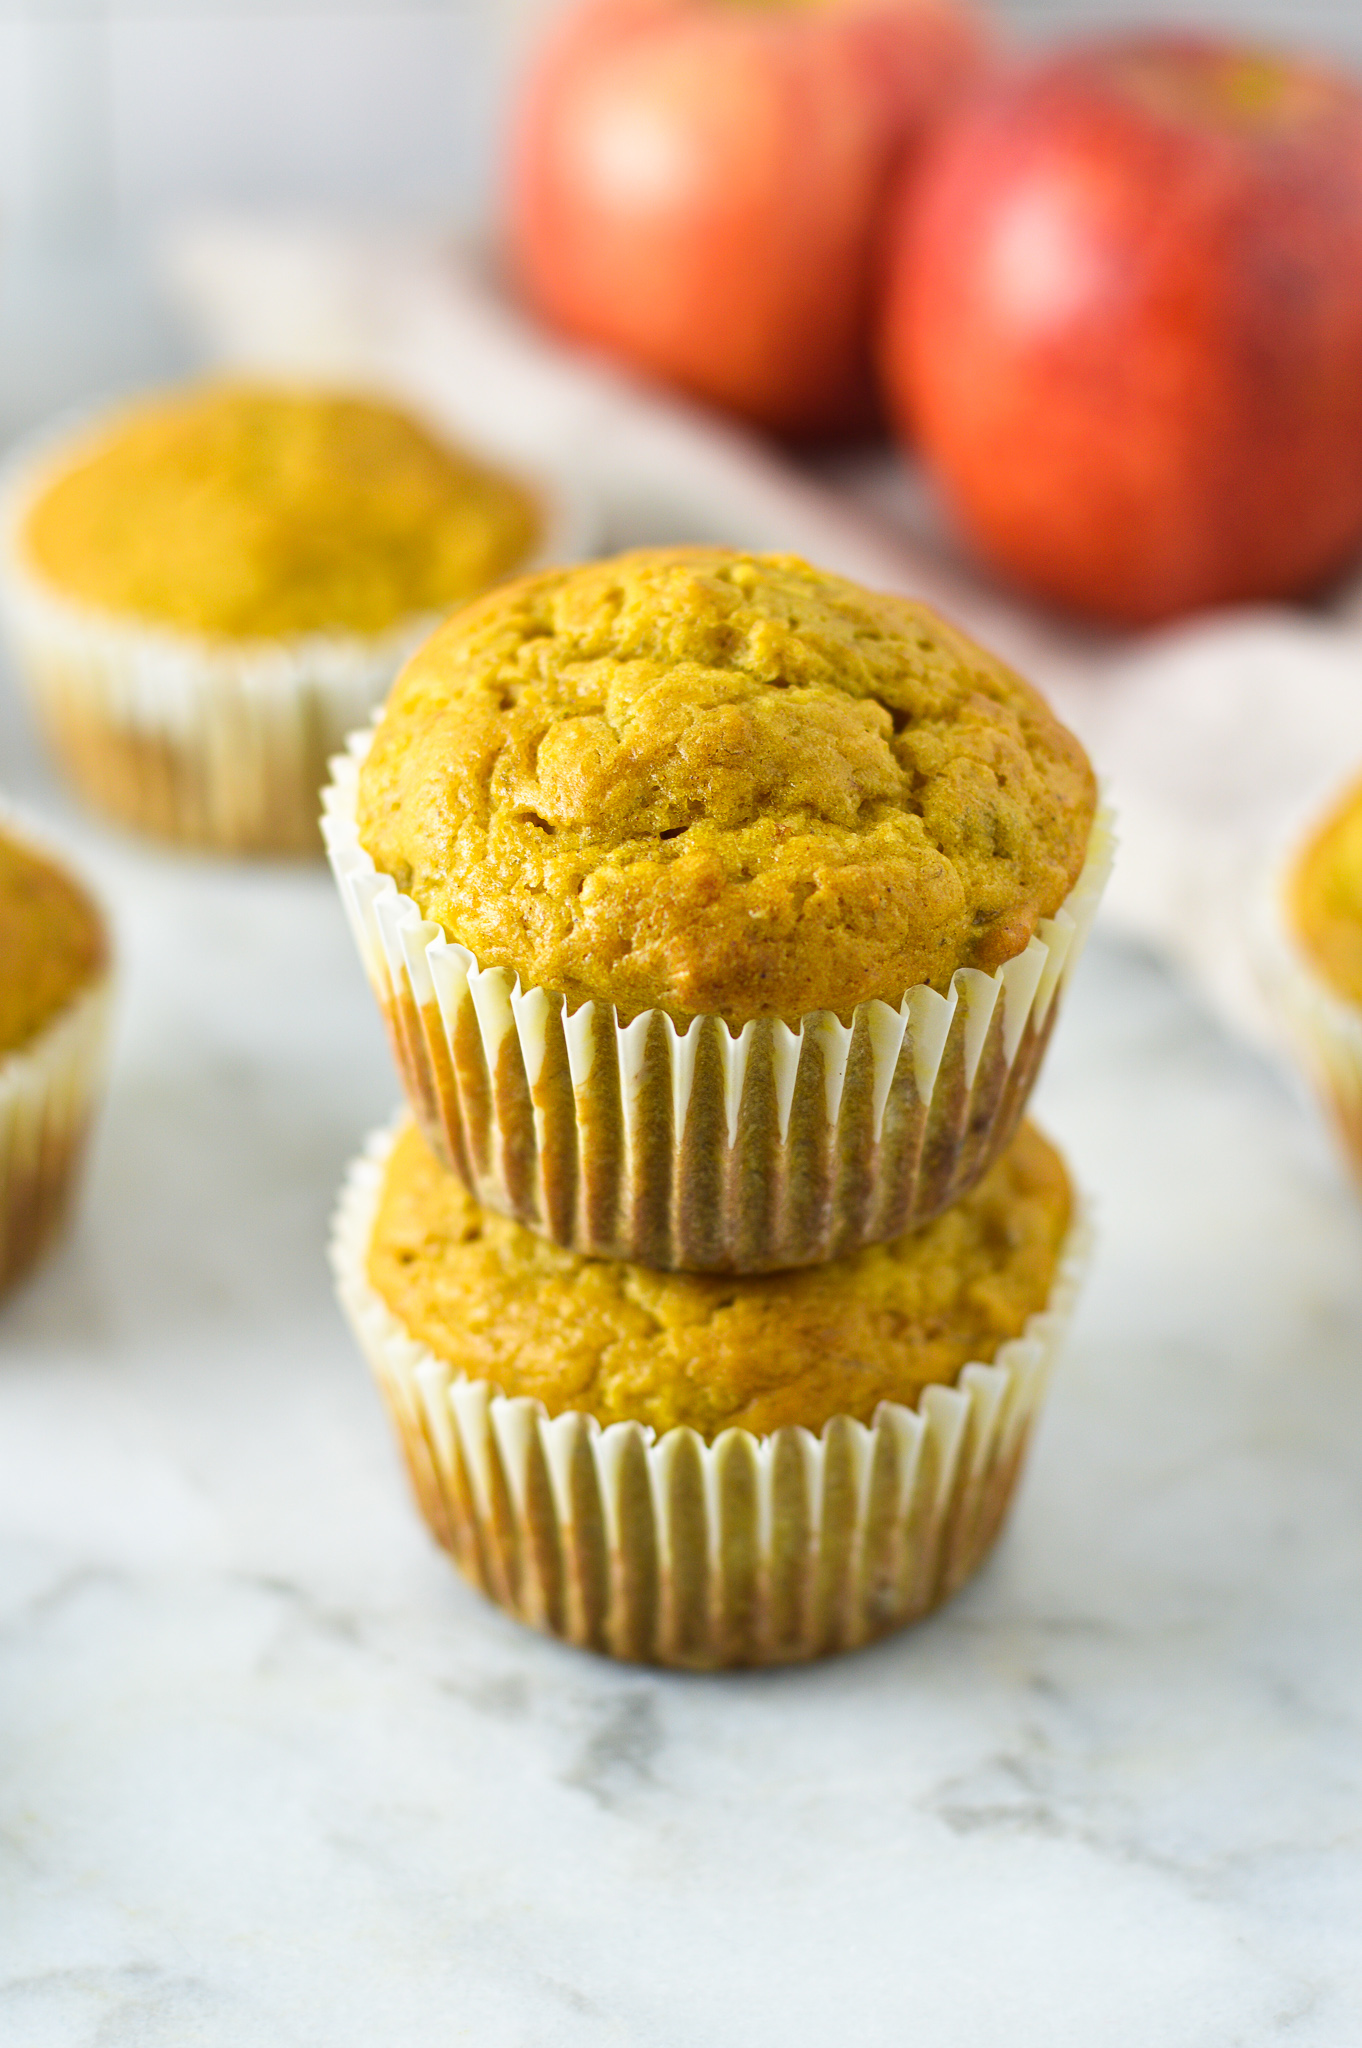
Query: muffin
332 1115 1086 1667
0 383 569 855
326 547 1110 1270
1267 773 1362 1184
0 820 112 1296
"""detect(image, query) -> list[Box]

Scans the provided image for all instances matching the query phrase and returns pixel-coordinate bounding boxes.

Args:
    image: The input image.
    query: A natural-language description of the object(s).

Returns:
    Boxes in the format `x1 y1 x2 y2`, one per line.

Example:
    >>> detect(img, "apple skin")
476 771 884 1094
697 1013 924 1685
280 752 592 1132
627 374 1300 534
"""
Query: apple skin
881 36 1362 623
508 0 990 437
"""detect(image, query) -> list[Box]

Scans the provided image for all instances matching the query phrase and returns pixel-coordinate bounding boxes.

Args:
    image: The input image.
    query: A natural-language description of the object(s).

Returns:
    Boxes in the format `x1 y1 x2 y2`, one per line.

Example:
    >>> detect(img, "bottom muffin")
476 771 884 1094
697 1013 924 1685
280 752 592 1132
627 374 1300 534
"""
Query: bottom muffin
0 820 112 1296
332 1118 1086 1668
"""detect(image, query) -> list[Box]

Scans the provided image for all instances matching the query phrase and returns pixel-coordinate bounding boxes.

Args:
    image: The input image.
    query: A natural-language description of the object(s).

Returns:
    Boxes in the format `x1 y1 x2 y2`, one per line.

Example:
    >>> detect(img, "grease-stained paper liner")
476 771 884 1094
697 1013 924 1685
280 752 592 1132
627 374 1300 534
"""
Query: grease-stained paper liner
331 1119 1090 1669
324 727 1113 1272
1258 857 1362 1191
0 820 113 1296
0 416 595 856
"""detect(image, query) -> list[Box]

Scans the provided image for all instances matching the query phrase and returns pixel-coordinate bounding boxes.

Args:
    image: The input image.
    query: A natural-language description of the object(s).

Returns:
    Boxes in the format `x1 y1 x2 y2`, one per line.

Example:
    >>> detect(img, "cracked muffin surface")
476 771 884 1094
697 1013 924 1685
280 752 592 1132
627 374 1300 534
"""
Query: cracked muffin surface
356 547 1095 1024
366 1117 1072 1440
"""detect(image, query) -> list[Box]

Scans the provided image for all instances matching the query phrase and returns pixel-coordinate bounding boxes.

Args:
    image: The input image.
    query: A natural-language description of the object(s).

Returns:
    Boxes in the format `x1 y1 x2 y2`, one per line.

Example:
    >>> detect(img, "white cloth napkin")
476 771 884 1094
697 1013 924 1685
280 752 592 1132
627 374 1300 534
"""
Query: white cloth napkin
167 218 1362 1054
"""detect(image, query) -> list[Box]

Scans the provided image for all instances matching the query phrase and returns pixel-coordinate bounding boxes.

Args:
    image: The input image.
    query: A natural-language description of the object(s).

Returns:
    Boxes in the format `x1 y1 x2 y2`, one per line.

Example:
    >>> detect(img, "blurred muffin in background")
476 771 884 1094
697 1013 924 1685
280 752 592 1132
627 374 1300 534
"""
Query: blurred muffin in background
332 1114 1086 1667
0 820 112 1298
1269 774 1362 1187
1293 777 1362 1014
0 385 551 856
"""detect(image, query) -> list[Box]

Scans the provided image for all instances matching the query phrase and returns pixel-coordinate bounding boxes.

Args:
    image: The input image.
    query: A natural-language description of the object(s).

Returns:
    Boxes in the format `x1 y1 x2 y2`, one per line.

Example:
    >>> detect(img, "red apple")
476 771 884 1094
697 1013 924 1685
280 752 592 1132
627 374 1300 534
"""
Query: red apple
881 36 1362 623
508 0 991 437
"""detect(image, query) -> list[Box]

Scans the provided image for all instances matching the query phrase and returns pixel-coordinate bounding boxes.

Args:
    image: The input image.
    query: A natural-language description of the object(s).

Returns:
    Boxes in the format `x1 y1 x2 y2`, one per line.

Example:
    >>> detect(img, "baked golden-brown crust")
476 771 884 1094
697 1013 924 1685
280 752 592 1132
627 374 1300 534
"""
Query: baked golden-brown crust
358 548 1096 1024
366 1117 1072 1440
1292 775 1362 1007
0 828 107 1058
22 385 541 639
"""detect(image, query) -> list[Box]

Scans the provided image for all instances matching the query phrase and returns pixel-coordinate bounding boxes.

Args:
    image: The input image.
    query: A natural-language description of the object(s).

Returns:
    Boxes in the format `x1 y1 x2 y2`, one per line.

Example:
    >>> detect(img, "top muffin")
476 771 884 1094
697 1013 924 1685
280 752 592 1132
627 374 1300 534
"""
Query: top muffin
0 826 107 1059
358 548 1096 1025
1291 774 1362 1008
20 384 541 641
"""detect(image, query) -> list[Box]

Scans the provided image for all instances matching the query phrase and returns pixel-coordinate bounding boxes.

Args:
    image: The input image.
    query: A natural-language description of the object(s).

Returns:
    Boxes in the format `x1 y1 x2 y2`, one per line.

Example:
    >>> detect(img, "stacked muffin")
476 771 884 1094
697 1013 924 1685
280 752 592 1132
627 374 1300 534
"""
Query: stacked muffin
327 548 1110 1667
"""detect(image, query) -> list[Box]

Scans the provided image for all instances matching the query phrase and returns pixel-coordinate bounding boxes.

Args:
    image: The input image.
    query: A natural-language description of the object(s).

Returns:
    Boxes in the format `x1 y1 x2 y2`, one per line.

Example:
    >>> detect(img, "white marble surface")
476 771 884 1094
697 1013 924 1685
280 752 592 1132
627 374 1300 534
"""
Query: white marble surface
5 647 1362 2046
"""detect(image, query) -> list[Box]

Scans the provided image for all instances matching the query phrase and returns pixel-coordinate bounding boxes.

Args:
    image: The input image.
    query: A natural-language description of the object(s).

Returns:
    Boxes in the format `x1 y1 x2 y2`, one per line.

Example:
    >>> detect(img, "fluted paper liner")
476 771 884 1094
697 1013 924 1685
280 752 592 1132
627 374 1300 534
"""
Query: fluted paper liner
332 1119 1089 1669
1259 856 1362 1190
324 727 1112 1271
0 820 113 1295
0 416 593 855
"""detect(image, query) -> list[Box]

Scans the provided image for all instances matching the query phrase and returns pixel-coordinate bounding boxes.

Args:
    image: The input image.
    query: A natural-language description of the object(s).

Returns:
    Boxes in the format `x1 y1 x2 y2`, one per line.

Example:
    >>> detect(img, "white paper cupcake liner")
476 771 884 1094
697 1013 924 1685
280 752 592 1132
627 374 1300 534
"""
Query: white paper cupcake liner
323 728 1112 1271
0 817 113 1295
1258 856 1362 1191
331 1118 1090 1669
0 408 596 856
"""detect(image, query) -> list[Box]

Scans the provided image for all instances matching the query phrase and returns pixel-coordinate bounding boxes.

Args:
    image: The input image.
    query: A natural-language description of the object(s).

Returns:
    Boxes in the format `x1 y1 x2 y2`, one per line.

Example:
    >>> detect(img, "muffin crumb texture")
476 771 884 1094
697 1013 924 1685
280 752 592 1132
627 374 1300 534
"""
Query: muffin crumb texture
0 830 107 1058
357 549 1096 1023
21 385 541 639
366 1118 1072 1441
1292 775 1362 1006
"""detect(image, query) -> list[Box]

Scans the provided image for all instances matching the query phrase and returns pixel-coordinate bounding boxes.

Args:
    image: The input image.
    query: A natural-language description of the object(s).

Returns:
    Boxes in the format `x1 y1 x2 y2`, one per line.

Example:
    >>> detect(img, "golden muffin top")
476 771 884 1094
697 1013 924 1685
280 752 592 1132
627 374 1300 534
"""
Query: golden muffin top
0 827 107 1058
366 1117 1072 1441
21 384 541 640
357 549 1096 1025
1292 775 1362 1006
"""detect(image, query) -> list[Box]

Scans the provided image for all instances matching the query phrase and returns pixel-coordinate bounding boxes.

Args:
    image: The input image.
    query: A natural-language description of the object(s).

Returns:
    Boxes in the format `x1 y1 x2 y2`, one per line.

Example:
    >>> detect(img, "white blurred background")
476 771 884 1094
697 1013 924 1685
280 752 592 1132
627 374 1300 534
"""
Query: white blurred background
3 0 1361 251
